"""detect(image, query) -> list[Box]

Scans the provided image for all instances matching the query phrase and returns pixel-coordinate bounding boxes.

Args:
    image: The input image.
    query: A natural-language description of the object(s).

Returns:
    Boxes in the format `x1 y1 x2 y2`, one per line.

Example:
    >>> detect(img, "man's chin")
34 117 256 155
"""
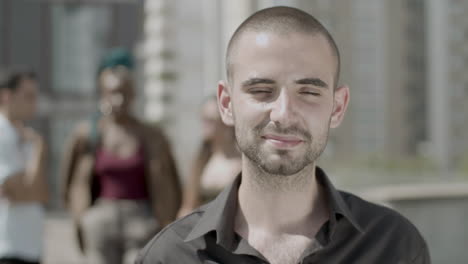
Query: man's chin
257 156 305 175
259 163 304 176
261 149 300 161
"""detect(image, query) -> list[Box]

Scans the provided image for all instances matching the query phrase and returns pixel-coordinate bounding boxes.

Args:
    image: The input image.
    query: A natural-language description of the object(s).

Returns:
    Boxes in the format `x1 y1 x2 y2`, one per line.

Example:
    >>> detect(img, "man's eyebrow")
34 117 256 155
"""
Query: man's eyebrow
295 78 329 89
241 78 276 87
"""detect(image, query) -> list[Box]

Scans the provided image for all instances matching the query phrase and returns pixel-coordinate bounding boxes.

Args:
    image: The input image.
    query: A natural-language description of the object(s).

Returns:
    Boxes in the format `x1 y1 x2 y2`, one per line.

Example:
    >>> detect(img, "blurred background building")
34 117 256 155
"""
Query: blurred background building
0 0 144 208
427 0 468 173
1 0 468 262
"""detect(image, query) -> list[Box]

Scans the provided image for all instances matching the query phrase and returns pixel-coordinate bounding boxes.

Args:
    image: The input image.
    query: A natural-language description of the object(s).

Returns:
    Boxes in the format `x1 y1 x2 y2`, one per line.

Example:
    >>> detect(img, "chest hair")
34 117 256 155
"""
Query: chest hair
249 232 314 264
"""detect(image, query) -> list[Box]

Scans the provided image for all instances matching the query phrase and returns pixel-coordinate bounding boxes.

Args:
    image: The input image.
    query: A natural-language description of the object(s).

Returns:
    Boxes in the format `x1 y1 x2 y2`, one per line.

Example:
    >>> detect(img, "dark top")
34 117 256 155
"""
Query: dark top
95 145 149 200
136 167 430 264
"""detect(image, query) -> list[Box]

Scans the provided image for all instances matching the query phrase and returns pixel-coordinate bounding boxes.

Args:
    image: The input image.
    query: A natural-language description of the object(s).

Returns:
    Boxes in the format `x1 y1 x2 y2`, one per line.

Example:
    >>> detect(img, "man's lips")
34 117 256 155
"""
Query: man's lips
262 134 304 148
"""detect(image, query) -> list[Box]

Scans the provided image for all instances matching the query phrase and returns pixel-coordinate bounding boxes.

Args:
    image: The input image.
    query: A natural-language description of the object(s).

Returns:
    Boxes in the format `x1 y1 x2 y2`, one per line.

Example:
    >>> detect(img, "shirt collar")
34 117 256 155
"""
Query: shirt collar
315 167 364 237
184 167 363 248
184 173 241 249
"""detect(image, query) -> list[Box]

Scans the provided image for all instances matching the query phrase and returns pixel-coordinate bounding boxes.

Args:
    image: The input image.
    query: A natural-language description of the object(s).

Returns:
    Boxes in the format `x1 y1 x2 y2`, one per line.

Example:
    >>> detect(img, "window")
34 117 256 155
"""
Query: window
51 5 112 96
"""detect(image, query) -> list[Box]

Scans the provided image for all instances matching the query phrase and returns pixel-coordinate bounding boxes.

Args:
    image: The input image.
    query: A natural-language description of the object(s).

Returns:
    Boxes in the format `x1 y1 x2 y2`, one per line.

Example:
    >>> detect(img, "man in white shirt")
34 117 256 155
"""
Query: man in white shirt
0 69 47 264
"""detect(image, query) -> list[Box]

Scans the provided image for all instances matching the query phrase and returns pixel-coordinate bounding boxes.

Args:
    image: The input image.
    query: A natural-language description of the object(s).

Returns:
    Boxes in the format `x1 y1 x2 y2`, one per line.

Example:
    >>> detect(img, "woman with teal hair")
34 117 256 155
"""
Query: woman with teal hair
62 48 182 264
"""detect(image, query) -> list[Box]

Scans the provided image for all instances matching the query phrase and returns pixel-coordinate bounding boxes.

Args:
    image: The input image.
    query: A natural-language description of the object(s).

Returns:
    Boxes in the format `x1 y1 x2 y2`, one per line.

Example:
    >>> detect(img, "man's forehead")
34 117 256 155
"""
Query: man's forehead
254 32 270 47
232 31 334 64
228 30 338 86
230 30 334 65
236 29 329 46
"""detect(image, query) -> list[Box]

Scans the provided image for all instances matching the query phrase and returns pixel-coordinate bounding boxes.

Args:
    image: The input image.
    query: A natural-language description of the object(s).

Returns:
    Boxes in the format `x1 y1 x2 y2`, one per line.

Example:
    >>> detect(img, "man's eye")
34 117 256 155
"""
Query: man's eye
300 91 321 96
250 89 272 94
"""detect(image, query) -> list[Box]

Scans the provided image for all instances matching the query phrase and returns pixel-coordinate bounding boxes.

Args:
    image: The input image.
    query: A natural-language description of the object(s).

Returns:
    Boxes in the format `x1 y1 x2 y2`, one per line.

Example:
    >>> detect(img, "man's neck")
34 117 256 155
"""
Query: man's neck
235 157 328 235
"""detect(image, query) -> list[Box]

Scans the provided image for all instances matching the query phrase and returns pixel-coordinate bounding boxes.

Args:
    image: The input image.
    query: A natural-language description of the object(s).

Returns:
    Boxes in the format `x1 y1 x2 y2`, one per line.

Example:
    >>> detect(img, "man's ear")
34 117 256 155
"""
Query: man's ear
330 84 350 128
217 80 234 126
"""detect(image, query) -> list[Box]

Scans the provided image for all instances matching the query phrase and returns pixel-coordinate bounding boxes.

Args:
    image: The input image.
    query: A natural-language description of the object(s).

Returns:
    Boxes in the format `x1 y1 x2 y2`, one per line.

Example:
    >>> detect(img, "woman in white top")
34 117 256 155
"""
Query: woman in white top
0 70 47 264
178 96 241 217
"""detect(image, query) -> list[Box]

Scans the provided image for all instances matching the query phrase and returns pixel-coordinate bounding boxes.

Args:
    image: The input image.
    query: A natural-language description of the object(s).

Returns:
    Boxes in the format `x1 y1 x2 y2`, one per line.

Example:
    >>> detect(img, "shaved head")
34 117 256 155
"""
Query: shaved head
226 6 340 87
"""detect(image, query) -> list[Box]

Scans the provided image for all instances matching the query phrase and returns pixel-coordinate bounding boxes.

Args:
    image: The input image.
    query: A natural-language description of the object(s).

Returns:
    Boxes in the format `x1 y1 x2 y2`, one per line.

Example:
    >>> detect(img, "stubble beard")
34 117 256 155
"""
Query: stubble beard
235 119 330 191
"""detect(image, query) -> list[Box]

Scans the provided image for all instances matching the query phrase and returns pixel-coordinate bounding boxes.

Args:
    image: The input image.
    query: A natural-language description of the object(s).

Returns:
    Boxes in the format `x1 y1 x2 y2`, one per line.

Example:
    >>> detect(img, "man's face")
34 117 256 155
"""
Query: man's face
8 78 38 121
218 31 349 176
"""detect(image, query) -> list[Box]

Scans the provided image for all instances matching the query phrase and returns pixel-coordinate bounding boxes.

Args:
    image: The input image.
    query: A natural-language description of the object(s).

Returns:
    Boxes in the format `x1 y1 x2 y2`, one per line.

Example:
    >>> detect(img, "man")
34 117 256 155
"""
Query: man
136 6 430 264
0 69 47 264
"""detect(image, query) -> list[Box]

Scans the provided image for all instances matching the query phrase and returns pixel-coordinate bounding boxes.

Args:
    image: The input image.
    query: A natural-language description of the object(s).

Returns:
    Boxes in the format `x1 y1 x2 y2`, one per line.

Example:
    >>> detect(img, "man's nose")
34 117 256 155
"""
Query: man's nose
269 89 296 125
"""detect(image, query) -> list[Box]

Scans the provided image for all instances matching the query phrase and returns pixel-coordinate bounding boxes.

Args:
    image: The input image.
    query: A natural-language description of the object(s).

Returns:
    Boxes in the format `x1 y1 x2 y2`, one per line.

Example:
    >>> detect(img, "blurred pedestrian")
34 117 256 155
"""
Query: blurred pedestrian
62 48 181 264
178 96 241 217
0 69 48 264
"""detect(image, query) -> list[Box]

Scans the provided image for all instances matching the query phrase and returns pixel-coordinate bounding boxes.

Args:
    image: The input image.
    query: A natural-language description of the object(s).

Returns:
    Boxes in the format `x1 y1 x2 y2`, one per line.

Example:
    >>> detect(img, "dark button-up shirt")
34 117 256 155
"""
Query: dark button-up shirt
136 167 430 263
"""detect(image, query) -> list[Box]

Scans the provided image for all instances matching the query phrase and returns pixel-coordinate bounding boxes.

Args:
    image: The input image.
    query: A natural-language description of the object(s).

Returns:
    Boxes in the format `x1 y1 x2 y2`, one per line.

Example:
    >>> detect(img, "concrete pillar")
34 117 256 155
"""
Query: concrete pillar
427 0 452 173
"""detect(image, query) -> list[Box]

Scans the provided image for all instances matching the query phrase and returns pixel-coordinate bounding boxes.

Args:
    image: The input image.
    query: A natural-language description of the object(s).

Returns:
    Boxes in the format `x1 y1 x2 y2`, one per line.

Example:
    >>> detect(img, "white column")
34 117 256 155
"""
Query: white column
142 0 168 122
201 0 222 96
374 0 387 155
427 0 452 172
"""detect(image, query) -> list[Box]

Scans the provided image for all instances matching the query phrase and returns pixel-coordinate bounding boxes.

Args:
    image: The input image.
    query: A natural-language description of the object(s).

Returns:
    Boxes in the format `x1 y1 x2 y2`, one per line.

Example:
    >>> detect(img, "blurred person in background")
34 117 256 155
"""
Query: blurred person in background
178 96 241 217
62 48 181 264
0 69 48 264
